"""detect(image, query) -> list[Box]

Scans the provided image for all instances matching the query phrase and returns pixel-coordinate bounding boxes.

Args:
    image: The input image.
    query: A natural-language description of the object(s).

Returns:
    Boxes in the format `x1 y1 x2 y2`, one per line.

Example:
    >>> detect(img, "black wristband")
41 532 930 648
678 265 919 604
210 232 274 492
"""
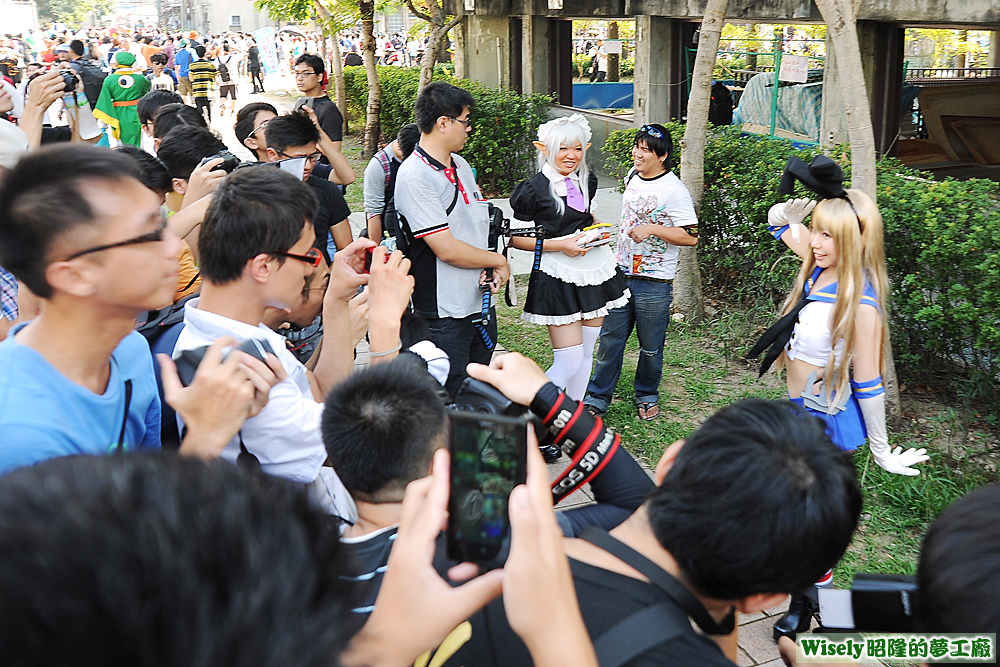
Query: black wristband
530 382 562 419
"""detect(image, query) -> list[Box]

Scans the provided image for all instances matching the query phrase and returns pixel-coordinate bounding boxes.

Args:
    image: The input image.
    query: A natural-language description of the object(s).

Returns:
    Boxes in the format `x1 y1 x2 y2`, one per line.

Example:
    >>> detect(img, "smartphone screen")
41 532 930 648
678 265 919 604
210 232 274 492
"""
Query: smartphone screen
446 410 527 564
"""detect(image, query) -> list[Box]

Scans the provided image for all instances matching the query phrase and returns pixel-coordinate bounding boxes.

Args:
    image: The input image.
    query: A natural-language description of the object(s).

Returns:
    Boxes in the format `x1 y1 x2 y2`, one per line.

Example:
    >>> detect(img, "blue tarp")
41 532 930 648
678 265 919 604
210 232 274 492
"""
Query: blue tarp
572 83 634 110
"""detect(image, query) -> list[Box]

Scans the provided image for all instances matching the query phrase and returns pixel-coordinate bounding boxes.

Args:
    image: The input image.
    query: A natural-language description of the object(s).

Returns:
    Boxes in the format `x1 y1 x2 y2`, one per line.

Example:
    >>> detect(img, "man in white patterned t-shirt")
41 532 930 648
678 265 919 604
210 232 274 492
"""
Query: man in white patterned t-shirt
584 124 699 422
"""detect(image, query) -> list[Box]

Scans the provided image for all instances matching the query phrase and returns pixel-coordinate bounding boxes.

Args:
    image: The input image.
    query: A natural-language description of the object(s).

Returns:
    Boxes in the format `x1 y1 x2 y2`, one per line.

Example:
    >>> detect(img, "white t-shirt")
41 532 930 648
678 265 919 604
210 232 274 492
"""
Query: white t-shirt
614 170 698 281
174 298 356 521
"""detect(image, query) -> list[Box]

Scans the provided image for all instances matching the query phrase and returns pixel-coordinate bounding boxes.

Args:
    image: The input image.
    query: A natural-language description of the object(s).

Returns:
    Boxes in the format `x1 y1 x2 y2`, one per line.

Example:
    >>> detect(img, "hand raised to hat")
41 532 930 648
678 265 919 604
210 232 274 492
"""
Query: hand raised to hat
768 198 815 244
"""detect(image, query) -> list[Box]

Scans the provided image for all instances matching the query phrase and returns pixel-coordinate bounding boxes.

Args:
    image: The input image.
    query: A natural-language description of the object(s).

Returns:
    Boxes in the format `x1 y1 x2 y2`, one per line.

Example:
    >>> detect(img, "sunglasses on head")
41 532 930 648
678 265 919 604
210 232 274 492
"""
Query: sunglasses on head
639 125 664 139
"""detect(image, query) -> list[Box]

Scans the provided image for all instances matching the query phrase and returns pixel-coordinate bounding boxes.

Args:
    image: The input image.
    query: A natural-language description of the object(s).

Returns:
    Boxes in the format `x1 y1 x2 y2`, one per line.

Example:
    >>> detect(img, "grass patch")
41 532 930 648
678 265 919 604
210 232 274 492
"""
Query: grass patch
497 280 1000 587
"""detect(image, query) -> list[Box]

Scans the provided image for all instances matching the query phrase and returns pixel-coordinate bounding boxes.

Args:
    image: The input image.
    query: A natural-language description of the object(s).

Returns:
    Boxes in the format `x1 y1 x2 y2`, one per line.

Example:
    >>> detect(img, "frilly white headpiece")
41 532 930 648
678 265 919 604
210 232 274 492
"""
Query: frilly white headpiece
537 113 592 145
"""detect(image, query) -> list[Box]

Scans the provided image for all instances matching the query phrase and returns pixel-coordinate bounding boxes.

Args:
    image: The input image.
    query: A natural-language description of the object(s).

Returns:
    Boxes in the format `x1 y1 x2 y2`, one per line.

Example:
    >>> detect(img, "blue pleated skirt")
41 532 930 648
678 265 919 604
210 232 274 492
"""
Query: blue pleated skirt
790 393 867 452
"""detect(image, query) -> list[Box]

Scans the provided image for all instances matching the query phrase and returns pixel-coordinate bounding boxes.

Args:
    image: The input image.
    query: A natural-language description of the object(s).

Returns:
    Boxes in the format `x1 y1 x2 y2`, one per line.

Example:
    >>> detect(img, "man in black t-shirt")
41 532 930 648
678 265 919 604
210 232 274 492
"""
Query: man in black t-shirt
292 54 349 168
247 39 264 93
263 112 352 264
437 355 864 667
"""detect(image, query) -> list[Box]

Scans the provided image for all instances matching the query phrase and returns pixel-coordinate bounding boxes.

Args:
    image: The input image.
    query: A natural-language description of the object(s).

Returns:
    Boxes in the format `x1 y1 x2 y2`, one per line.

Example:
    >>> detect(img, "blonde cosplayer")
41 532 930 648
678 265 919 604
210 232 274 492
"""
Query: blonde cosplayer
750 156 927 478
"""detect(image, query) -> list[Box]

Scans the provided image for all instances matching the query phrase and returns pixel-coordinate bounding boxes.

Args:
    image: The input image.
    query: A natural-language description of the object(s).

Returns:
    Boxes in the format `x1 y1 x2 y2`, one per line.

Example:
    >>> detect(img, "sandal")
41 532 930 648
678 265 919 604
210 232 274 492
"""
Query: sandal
637 403 660 421
585 405 603 418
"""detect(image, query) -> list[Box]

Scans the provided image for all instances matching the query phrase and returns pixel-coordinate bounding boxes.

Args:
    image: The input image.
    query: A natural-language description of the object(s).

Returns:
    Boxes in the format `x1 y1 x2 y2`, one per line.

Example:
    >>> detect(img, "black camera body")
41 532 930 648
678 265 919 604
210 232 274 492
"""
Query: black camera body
816 573 919 633
201 151 241 173
451 377 525 416
59 71 77 93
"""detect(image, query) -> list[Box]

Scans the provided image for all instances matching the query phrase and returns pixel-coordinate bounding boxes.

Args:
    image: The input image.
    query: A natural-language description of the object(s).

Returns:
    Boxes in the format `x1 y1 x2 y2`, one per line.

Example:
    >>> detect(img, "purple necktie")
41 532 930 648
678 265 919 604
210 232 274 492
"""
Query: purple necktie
565 177 586 212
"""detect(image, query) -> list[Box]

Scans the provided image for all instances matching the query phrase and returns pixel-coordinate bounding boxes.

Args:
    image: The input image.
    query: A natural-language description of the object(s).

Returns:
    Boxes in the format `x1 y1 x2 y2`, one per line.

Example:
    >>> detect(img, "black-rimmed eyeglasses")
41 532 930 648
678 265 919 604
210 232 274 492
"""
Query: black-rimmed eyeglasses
64 217 168 261
449 116 473 129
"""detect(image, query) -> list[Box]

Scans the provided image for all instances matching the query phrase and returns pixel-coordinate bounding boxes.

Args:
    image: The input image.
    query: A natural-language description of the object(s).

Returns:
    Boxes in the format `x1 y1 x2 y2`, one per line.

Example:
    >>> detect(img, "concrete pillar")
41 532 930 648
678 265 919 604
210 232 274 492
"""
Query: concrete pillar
634 16 690 126
821 22 903 156
989 31 999 68
465 14 511 89
522 16 551 96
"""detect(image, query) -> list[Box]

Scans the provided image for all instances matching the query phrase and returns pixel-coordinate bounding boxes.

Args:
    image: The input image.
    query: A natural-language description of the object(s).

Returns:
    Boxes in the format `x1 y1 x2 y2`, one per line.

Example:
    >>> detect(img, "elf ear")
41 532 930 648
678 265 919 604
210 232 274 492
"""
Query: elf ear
587 142 592 150
532 141 547 154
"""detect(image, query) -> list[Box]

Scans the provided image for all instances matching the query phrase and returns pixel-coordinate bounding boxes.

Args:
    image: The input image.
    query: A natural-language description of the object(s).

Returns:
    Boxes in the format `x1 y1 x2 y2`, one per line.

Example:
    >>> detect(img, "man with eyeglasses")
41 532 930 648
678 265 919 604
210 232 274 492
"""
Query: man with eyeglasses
234 101 278 161
394 81 511 398
292 54 345 165
173 166 413 520
0 145 279 474
263 111 353 265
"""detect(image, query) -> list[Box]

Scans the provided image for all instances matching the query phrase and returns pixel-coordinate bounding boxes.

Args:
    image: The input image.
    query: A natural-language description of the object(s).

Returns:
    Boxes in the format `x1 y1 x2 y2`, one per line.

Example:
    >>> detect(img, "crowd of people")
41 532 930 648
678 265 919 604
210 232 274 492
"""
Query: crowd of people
0 28 997 666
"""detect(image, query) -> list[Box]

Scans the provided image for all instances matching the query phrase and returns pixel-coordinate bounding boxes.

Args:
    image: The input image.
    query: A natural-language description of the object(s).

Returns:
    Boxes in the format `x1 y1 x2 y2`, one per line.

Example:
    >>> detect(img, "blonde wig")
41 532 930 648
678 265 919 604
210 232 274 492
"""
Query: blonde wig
778 189 889 401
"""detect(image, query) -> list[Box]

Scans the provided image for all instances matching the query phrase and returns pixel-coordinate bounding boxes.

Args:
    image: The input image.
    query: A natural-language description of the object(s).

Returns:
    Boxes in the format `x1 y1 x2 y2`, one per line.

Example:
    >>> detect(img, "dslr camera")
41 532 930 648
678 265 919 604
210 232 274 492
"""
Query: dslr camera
200 151 242 173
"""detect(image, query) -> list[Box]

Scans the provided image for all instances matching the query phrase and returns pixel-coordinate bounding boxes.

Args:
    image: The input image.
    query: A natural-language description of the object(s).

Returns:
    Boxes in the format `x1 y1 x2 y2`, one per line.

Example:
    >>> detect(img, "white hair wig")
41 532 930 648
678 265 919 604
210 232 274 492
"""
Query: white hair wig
535 113 592 215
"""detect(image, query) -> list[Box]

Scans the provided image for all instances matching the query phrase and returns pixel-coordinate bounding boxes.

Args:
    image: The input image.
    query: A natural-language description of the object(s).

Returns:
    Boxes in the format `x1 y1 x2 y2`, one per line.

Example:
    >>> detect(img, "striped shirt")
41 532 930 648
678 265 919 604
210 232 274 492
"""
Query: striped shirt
0 266 16 321
188 59 217 98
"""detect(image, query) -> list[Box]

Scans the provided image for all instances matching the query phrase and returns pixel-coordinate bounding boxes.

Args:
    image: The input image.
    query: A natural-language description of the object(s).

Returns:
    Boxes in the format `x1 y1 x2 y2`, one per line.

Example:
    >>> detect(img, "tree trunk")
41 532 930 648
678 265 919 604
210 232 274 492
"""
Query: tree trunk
746 23 758 70
312 0 348 136
454 18 466 79
330 30 347 136
359 0 381 156
420 27 444 89
608 21 620 82
814 0 876 198
677 0 730 324
816 0 899 414
405 0 461 92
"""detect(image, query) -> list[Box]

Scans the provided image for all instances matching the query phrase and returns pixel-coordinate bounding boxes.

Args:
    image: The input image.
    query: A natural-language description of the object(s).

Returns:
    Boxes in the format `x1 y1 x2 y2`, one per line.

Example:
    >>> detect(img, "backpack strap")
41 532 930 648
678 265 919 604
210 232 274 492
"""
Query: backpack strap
579 527 735 636
624 167 638 188
593 602 691 667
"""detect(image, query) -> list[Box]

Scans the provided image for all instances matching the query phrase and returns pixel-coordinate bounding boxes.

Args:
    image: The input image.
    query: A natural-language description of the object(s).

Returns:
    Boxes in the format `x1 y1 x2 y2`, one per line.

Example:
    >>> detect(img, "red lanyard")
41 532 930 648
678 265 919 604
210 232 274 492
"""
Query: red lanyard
443 166 470 205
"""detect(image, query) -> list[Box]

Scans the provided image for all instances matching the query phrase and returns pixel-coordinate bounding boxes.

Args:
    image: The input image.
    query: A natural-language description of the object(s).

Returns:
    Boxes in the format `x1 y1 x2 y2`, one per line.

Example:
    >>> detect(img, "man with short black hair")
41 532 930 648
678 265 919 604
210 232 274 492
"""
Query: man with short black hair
188 44 216 123
264 111 352 264
447 355 863 667
584 123 698 422
394 81 510 397
364 122 419 241
147 52 176 92
234 101 277 160
293 54 343 146
173 166 410 519
136 88 183 153
0 145 268 471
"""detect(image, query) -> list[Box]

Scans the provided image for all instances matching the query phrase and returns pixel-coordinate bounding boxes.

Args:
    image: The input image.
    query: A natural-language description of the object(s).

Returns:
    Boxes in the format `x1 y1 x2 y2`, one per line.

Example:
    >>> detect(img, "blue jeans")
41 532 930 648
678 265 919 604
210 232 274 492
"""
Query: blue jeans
585 278 672 412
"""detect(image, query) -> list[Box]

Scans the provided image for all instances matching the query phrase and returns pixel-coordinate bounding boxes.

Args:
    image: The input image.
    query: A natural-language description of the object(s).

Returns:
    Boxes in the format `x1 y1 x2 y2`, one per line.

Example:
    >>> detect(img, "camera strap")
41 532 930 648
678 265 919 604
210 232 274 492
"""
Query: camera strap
116 380 133 452
580 526 736 635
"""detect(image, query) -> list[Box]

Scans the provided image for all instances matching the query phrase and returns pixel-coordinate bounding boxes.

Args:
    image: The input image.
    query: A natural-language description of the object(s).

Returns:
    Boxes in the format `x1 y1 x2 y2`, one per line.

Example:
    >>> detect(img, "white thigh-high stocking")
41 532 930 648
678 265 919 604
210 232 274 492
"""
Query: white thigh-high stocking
565 325 602 401
546 344 584 393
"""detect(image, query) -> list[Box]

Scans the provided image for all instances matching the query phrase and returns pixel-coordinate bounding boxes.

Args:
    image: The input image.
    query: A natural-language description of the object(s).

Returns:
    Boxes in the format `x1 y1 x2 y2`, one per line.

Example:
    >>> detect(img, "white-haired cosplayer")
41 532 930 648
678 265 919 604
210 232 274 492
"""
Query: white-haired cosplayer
508 114 629 401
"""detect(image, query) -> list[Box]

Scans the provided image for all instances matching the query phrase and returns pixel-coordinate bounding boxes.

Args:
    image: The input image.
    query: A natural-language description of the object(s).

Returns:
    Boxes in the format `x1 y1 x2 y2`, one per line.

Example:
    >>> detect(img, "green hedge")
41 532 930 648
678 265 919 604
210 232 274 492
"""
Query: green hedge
605 126 1000 393
341 65 550 196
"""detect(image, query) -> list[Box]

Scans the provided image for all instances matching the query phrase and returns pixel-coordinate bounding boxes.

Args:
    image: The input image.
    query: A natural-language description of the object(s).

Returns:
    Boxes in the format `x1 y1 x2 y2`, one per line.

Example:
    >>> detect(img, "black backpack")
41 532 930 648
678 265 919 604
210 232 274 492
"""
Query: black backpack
217 56 232 83
75 60 107 111
135 293 197 449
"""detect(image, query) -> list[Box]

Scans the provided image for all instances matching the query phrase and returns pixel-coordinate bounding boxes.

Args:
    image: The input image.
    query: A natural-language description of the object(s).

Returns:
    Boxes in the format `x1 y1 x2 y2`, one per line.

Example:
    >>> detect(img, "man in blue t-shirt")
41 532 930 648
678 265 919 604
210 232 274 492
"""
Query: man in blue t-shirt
0 145 274 475
174 41 194 102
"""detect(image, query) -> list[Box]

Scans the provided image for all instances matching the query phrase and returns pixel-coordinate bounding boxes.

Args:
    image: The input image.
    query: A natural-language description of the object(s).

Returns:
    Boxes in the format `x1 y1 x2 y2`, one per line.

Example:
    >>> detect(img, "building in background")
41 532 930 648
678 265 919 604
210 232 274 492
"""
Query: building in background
159 0 273 33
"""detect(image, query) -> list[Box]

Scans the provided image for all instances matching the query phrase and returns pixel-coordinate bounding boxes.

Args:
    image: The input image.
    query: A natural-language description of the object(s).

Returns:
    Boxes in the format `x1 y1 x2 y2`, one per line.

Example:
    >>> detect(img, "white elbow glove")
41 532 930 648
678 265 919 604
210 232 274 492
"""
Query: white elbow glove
767 198 816 244
855 390 928 476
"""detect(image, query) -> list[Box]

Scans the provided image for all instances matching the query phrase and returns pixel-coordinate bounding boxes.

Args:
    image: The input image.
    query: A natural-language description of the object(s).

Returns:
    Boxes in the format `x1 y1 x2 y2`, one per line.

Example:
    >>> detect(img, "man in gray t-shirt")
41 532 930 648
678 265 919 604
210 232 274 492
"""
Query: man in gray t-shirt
394 82 510 397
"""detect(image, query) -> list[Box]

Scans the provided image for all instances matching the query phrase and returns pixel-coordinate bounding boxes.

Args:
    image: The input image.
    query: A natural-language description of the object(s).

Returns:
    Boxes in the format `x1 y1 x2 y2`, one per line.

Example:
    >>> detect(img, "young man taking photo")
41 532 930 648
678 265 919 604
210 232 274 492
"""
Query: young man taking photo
394 81 510 397
263 111 353 264
292 53 352 182
0 145 278 473
172 165 413 519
